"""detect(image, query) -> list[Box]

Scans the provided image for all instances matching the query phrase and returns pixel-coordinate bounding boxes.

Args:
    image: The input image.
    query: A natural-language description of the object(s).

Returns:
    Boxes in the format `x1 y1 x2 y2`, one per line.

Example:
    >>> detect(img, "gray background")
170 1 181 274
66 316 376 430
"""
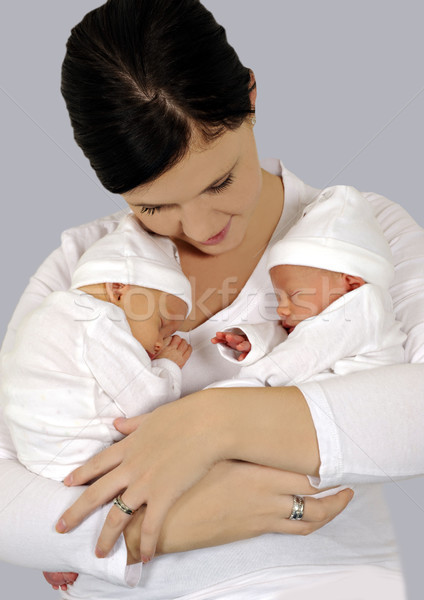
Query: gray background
0 1 423 598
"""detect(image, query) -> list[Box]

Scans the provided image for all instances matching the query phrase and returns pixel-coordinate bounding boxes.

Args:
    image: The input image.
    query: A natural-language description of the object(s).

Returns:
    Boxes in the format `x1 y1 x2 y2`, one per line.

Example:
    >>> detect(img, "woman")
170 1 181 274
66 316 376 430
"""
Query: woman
1 1 423 598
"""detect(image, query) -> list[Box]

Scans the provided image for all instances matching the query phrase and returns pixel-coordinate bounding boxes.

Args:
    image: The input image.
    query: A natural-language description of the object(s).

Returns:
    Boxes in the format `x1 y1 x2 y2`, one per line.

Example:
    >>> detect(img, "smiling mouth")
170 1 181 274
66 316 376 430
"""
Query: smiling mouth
200 217 232 246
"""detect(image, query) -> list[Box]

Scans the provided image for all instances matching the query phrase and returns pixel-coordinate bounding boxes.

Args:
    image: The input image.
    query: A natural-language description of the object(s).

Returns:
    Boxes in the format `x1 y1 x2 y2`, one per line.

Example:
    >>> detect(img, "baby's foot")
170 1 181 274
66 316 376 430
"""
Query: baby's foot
43 571 79 591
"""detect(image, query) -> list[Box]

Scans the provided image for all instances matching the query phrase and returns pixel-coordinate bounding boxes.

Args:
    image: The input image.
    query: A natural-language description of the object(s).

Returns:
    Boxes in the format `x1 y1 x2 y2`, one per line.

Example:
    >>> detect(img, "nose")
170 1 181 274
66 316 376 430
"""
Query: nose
276 294 291 318
180 200 218 242
277 304 291 318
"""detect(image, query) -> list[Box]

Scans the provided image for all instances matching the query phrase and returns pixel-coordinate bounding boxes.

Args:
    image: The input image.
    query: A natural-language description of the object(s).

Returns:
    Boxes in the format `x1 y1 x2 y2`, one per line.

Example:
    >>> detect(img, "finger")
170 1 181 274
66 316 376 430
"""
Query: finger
237 351 248 361
229 334 248 345
56 468 128 533
184 346 193 359
95 501 136 558
138 501 169 562
161 336 172 349
283 488 354 523
236 341 251 352
63 441 126 486
177 339 188 351
114 414 147 435
214 331 226 340
305 488 354 523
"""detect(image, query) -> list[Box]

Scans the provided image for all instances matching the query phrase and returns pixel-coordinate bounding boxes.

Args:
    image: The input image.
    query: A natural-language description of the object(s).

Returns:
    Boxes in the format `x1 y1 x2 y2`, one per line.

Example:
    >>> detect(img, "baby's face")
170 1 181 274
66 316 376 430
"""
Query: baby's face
270 264 347 333
120 286 188 358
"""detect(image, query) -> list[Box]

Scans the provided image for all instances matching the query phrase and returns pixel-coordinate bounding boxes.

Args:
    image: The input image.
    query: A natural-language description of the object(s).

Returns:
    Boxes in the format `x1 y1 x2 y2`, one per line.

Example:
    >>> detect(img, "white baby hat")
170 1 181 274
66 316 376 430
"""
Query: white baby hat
267 185 394 288
71 213 192 314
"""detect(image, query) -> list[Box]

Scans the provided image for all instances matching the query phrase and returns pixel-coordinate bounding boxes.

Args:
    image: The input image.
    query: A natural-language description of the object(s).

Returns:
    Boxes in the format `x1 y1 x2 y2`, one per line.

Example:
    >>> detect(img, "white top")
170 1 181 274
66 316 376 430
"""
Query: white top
0 160 423 599
215 284 406 386
1 289 181 480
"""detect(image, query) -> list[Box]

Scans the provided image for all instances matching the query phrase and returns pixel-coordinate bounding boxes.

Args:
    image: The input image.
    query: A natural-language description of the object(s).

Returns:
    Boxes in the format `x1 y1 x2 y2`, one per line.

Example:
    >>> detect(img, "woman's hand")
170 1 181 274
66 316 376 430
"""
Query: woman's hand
56 385 329 563
56 395 227 563
124 459 354 562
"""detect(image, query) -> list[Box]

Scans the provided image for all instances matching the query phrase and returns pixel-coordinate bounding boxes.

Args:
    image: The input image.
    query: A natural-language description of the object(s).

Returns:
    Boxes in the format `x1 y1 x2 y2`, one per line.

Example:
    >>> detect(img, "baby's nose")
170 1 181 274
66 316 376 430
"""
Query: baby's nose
277 304 291 317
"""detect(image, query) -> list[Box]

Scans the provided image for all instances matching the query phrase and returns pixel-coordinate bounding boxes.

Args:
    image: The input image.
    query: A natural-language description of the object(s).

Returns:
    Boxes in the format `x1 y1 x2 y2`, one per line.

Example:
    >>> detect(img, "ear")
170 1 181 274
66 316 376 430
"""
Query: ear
341 274 366 291
248 69 257 111
105 282 130 305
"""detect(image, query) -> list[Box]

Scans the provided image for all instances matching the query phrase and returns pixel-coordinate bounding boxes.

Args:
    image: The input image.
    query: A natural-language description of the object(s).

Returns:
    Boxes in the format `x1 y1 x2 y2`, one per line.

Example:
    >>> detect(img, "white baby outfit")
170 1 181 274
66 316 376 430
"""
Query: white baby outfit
216 186 406 387
1 214 192 480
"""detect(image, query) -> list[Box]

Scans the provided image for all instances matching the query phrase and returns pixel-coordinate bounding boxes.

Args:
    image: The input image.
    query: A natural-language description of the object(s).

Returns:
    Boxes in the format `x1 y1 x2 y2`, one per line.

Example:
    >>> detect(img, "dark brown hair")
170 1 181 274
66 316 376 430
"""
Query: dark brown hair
61 0 255 194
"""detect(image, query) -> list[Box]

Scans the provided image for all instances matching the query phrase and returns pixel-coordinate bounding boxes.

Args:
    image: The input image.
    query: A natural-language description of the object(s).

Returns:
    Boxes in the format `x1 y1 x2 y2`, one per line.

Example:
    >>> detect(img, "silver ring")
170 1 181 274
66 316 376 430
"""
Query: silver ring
289 495 305 520
113 494 136 516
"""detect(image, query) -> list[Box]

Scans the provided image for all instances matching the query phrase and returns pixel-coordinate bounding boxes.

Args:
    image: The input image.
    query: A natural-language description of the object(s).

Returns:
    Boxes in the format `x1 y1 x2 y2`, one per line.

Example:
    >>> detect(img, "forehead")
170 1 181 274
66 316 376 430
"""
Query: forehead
124 126 246 207
270 264 321 287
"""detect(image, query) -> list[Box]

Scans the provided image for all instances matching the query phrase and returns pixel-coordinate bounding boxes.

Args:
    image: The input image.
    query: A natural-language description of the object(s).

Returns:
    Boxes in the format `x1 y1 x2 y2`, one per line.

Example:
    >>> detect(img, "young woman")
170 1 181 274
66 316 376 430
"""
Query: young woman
1 1 423 598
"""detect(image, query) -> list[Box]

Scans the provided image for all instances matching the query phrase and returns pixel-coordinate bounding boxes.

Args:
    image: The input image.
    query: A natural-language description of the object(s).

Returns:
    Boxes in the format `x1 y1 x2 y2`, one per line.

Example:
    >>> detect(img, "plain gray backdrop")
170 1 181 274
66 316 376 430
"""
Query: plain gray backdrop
1 1 423 598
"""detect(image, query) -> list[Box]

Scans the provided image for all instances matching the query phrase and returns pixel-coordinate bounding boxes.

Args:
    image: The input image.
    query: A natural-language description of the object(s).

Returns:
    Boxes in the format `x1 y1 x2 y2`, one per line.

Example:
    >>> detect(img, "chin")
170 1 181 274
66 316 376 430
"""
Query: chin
195 227 246 255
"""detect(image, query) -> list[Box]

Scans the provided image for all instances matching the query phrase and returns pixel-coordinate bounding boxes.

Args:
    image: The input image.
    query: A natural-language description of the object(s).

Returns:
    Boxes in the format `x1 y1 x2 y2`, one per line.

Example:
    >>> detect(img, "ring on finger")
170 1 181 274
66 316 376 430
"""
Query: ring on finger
289 495 305 520
113 494 137 516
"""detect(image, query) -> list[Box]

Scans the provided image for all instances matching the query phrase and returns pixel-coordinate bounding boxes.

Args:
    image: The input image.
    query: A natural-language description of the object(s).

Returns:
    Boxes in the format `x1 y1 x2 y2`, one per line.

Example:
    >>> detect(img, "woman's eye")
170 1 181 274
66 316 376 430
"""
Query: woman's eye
209 174 234 194
139 206 162 216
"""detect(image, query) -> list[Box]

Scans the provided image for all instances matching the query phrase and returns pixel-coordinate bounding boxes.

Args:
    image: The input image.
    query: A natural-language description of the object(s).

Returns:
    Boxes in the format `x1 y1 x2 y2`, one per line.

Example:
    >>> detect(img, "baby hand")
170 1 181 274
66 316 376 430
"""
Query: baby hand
43 571 78 591
211 331 251 360
155 335 192 368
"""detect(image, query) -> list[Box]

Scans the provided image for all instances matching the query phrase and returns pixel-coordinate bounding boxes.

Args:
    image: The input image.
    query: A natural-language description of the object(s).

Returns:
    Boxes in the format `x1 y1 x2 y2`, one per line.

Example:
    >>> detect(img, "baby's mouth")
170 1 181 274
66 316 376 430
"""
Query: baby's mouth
281 322 295 334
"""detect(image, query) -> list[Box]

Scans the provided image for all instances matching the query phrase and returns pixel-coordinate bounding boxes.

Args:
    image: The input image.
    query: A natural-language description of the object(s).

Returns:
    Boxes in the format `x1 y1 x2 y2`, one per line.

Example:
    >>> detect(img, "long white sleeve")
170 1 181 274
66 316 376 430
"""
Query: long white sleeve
0 211 139 583
216 321 287 366
299 194 424 488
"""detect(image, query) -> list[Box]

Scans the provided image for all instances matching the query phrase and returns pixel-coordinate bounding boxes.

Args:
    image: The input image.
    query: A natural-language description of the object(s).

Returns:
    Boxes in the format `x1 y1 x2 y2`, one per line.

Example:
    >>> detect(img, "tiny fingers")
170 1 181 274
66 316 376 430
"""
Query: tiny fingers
236 341 250 351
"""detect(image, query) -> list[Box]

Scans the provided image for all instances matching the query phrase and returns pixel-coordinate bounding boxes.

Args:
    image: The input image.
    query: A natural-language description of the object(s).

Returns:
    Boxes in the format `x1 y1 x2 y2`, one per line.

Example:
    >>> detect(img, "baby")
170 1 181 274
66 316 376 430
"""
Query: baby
0 213 192 590
212 185 406 386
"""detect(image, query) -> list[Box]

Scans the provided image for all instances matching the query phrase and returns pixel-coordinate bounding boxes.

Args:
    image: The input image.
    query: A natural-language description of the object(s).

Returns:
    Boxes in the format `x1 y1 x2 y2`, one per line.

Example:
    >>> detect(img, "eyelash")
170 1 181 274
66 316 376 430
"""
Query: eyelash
209 174 234 194
139 174 234 216
139 205 162 216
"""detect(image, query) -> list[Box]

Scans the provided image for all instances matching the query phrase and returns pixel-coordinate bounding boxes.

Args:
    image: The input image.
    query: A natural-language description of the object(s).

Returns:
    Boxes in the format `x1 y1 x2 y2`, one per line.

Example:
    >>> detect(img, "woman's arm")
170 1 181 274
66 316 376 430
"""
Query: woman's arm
0 211 135 584
0 457 130 584
125 460 353 562
57 385 327 561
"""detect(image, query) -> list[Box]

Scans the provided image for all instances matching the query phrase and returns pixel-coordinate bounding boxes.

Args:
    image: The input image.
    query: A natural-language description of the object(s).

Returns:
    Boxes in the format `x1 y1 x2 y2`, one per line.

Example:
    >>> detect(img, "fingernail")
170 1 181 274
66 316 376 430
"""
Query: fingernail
114 417 125 427
141 555 151 564
63 473 73 486
95 546 106 558
55 518 68 533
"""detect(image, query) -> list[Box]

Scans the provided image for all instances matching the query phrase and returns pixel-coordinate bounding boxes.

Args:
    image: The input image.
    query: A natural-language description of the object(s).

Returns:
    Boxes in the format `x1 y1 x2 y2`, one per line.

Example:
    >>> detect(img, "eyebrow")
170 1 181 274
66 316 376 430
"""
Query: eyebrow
132 160 238 208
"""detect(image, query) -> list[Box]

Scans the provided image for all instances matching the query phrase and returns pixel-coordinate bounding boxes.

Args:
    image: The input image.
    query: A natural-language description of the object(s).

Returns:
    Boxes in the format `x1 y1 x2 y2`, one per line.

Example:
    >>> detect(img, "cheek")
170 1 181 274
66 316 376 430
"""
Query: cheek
133 212 180 237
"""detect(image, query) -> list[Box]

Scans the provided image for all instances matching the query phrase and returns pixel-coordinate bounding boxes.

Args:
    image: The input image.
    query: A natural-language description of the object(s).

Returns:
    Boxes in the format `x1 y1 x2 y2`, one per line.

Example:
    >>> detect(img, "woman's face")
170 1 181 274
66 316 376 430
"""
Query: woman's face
123 122 263 255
